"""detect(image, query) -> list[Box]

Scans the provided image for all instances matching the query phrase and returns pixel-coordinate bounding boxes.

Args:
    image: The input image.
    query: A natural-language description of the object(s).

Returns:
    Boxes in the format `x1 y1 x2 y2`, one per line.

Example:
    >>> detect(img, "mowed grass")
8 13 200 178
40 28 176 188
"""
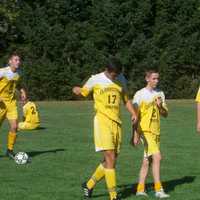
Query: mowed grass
0 100 199 200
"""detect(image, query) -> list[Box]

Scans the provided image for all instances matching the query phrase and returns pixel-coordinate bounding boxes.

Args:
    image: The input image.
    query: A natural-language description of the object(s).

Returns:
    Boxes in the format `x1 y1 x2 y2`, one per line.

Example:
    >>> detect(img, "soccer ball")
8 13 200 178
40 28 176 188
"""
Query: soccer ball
14 152 29 165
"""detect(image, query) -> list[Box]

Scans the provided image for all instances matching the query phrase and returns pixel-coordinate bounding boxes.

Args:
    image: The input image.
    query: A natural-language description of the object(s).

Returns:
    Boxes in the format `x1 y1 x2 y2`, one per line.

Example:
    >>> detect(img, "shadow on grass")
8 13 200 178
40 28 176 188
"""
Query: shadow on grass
118 176 196 199
26 148 65 157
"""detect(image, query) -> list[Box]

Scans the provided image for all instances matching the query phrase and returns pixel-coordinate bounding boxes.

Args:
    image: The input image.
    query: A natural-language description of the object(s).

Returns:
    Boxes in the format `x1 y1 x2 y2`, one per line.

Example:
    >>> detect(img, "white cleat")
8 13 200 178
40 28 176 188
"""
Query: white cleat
136 191 148 197
155 189 170 198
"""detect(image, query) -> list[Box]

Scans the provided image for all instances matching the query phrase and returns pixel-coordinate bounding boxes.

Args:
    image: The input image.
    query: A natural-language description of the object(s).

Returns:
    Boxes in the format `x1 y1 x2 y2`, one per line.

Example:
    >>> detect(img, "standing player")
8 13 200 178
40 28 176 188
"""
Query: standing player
196 87 200 133
132 70 170 198
0 52 21 159
72 57 137 200
18 88 40 130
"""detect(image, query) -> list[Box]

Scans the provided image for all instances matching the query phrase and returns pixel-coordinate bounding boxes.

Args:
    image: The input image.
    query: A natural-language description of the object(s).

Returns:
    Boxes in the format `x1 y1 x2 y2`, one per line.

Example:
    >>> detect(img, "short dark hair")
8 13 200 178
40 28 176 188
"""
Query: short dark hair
106 57 122 74
9 52 20 59
145 69 159 78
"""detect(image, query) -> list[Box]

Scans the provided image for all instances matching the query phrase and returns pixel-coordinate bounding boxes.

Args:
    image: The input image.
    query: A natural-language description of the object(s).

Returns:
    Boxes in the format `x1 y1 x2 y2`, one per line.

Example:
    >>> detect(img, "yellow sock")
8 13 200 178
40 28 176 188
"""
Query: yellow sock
7 132 17 150
105 168 117 200
137 183 145 192
87 163 105 189
154 182 162 192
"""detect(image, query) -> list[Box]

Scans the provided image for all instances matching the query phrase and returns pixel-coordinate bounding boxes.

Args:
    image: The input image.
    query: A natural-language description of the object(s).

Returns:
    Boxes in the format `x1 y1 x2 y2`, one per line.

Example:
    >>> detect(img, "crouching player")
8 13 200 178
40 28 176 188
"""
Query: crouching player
73 57 137 200
133 70 170 198
18 89 40 130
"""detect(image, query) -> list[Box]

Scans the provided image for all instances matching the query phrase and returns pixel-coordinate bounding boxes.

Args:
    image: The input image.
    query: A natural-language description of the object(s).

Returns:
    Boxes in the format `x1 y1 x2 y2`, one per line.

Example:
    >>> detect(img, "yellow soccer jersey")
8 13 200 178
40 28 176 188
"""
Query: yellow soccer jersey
133 88 168 134
0 66 20 102
196 87 200 102
23 101 40 124
81 72 128 124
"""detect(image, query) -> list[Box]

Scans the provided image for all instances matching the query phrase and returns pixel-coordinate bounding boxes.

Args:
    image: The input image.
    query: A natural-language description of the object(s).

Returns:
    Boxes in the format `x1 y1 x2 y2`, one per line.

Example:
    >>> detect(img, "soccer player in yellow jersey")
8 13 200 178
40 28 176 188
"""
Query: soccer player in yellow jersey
0 52 21 159
18 89 40 130
72 57 137 200
132 70 170 198
196 87 200 132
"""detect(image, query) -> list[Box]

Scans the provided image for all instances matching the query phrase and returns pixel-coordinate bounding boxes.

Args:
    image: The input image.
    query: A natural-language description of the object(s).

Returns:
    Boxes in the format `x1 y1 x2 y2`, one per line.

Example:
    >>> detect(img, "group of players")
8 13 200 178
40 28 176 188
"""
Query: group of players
0 52 40 159
1 53 199 200
73 57 200 200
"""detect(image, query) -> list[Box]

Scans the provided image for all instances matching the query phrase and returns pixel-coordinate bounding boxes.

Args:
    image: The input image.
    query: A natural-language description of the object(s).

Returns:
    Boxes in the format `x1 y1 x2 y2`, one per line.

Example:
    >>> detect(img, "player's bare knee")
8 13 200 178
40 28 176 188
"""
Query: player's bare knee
143 158 149 167
104 150 116 168
11 124 18 132
153 153 161 162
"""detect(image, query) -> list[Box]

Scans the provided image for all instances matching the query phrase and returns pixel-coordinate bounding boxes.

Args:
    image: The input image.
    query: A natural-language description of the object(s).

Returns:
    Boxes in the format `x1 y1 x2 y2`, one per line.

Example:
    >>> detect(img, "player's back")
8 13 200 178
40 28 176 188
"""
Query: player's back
23 101 40 124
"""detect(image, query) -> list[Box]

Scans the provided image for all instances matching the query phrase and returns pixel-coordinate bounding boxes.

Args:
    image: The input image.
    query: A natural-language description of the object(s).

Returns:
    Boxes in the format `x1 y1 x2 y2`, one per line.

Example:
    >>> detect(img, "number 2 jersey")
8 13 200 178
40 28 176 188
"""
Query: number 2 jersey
133 88 168 135
81 72 129 124
23 101 40 125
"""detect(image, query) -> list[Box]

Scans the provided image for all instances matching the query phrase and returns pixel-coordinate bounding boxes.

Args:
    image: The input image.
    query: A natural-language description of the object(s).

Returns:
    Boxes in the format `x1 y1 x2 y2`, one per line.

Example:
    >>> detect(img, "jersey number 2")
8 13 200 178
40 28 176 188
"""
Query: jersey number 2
31 106 36 115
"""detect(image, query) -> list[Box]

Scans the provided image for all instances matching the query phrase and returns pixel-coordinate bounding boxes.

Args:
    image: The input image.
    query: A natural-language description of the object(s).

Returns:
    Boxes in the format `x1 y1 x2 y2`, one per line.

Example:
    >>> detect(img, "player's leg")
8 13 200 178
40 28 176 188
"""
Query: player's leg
84 162 105 196
18 122 26 130
136 133 152 196
6 119 18 158
18 122 38 130
82 115 108 198
6 101 18 158
103 120 121 200
151 135 169 198
104 150 119 200
136 157 150 196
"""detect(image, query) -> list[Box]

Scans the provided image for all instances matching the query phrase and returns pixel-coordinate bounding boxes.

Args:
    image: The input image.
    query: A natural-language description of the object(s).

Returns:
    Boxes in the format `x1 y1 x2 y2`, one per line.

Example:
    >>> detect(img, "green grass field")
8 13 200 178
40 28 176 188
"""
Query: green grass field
0 100 199 200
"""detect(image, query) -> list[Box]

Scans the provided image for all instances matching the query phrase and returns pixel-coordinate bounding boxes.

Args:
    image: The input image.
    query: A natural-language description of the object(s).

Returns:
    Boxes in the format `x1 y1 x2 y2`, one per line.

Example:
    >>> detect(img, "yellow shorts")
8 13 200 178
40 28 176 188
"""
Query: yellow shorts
18 122 40 130
0 100 18 124
141 132 160 157
94 113 121 154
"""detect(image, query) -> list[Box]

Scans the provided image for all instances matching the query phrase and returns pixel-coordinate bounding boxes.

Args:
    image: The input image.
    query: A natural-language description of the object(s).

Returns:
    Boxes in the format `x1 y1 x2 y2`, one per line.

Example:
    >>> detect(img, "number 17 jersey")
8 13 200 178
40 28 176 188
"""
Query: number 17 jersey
81 72 128 124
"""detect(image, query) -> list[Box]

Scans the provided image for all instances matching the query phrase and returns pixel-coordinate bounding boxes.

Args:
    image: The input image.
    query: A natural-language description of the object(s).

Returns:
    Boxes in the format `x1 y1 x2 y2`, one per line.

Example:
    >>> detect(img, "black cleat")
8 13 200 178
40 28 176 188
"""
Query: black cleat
82 182 93 198
6 149 15 159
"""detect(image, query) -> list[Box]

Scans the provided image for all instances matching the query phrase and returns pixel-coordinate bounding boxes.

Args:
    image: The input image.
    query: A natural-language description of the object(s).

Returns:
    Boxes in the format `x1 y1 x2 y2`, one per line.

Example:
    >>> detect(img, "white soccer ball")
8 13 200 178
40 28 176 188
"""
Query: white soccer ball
14 152 29 165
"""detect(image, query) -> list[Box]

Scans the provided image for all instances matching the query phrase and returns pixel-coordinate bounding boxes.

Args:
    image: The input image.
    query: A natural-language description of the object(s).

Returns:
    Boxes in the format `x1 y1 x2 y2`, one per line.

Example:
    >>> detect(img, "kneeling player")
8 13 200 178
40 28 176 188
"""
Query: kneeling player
133 70 170 198
18 89 40 130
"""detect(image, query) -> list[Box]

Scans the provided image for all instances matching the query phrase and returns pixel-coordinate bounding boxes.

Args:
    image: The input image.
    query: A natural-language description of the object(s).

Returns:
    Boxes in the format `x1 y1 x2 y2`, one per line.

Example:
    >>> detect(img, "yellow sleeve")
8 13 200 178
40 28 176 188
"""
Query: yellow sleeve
196 87 200 102
81 87 90 97
80 76 95 97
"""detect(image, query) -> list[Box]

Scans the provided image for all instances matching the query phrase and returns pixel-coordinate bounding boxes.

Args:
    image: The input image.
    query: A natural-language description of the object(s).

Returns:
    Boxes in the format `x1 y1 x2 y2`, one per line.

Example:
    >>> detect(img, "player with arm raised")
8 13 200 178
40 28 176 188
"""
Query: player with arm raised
73 57 137 200
133 70 169 198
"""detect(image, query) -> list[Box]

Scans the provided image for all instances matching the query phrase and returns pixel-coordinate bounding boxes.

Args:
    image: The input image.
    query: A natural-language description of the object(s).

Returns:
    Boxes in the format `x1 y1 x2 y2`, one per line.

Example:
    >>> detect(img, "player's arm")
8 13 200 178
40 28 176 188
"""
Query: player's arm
125 100 138 124
130 101 140 146
72 76 94 97
156 93 168 118
197 103 200 133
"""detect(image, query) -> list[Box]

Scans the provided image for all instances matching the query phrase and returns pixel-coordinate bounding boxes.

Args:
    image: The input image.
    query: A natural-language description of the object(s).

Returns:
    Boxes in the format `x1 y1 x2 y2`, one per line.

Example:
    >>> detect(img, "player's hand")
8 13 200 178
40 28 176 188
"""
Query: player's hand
155 96 162 108
72 87 81 96
131 132 140 147
131 114 138 125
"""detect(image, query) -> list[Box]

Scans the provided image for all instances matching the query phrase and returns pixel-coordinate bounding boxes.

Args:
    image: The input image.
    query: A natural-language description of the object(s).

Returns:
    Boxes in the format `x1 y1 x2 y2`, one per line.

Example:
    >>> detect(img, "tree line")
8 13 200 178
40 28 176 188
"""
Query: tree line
0 0 200 100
